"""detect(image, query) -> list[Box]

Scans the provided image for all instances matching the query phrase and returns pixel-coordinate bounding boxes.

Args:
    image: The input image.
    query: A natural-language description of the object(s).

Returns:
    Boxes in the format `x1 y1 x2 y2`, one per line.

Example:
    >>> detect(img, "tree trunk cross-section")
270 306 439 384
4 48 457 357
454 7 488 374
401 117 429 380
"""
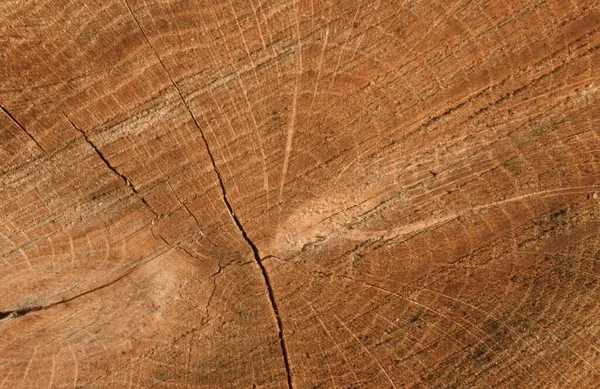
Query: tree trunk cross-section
1 0 599 388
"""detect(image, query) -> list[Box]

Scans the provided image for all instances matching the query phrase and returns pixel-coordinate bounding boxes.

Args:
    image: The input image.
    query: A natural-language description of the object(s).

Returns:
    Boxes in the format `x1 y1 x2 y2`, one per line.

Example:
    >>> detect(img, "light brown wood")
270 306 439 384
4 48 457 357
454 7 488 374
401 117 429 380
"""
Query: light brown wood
1 0 599 387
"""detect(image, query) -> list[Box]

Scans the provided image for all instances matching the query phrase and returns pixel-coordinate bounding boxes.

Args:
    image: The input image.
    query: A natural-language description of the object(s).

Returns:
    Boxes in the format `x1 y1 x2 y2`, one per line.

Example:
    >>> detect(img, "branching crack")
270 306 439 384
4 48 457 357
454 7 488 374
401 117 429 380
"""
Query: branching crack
202 122 294 389
63 114 158 218
150 228 169 247
164 180 216 246
202 259 245 325
122 4 293 386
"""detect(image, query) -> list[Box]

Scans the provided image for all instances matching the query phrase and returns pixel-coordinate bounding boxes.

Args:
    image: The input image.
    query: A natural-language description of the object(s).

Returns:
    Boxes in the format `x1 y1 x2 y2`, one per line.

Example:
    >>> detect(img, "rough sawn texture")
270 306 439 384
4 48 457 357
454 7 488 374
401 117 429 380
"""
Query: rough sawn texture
1 0 599 388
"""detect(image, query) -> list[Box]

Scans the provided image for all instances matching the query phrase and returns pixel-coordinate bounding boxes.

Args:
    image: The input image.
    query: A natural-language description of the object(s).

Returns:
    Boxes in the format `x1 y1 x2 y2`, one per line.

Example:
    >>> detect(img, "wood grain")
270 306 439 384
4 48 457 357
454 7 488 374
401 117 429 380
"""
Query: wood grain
1 0 599 387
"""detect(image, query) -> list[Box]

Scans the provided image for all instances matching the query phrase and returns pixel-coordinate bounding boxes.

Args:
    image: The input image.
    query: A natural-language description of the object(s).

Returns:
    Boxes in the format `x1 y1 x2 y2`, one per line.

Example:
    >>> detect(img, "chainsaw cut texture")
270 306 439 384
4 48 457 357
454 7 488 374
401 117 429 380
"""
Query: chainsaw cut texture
1 0 599 388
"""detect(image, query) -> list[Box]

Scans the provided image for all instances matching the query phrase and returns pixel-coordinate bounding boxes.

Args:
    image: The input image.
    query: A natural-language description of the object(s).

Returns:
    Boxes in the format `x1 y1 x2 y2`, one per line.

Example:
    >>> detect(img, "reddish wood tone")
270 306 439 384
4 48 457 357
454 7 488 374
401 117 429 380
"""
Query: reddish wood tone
1 1 599 387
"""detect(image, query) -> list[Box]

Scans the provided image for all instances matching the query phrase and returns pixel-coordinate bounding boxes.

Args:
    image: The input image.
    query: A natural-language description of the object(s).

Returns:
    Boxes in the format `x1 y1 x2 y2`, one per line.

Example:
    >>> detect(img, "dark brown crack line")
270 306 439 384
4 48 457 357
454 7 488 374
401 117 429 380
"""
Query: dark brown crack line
122 2 294 387
0 259 150 321
1 105 63 173
209 156 294 389
188 68 295 389
1 105 49 156
63 114 158 218
192 78 296 389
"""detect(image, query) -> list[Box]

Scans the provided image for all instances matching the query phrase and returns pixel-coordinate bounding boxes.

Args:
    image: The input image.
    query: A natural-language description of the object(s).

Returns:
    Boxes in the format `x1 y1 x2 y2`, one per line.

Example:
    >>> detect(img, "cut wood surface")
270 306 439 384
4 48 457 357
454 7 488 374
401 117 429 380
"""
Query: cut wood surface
1 0 599 387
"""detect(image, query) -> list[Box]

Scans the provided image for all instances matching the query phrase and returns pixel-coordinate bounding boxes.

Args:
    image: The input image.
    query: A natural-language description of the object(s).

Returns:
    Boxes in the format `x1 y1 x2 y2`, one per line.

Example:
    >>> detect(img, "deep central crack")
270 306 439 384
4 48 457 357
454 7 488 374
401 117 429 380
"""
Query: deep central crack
190 114 294 389
121 3 294 387
203 143 295 389
192 117 294 389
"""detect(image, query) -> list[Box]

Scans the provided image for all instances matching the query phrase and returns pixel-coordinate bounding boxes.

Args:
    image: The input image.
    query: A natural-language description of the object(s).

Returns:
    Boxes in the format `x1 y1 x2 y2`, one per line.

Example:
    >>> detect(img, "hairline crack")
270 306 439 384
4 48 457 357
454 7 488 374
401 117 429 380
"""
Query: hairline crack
62 113 158 219
0 251 166 322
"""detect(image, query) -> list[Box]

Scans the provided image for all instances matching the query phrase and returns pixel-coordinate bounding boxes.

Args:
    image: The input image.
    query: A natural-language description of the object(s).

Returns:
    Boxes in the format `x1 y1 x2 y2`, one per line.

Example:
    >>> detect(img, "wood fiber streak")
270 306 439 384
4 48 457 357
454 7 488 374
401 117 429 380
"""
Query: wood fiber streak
1 0 599 388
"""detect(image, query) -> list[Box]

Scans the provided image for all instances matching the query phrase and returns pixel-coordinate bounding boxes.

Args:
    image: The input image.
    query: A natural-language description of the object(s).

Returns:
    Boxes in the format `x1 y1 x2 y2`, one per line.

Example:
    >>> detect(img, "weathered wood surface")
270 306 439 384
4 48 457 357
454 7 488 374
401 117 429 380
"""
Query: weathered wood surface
1 0 599 387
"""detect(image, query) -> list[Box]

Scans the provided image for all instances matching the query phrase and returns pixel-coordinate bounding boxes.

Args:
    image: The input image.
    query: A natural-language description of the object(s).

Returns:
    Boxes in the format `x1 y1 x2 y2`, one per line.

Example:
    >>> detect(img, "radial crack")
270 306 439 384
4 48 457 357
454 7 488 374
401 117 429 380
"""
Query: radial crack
2 105 63 173
63 114 158 218
122 4 294 386
185 95 295 389
207 143 295 389
0 261 145 322
1 105 49 156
